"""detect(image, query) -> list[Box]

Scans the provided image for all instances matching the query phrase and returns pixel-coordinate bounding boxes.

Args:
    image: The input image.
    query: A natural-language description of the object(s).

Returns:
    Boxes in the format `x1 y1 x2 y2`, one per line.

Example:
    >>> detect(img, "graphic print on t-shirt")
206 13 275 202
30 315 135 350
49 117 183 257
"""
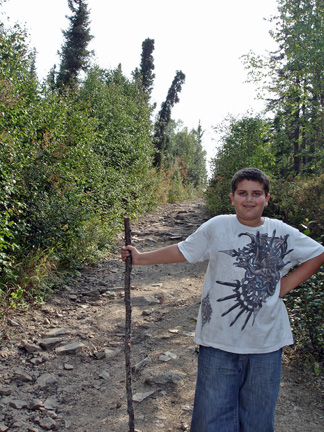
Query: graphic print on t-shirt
201 230 293 330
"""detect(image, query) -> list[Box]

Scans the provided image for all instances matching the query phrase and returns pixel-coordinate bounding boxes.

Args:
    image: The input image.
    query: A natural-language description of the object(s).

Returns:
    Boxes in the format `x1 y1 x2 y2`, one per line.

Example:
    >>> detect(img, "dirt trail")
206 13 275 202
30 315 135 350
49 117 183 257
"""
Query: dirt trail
0 199 323 432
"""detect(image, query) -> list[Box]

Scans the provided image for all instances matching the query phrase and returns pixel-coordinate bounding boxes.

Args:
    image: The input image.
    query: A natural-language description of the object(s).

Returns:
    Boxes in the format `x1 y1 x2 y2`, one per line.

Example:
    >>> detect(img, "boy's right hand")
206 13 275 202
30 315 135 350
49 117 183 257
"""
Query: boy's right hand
121 245 140 264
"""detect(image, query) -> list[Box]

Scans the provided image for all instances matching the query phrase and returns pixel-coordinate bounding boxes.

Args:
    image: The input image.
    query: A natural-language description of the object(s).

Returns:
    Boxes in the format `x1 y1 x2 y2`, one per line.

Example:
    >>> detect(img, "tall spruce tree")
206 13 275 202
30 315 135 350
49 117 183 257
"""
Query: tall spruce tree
56 0 93 88
136 38 155 97
154 70 186 166
244 0 324 176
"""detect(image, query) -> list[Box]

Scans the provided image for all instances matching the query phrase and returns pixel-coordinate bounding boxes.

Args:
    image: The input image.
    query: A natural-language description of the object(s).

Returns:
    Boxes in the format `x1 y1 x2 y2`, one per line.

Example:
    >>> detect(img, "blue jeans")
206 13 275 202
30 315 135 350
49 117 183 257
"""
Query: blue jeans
190 346 282 432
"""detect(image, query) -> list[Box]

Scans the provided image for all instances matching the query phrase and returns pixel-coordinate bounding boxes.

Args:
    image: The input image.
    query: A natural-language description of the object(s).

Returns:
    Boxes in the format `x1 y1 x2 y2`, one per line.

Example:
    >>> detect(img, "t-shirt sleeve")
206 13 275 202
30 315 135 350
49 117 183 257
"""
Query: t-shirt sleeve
282 222 324 269
178 219 212 263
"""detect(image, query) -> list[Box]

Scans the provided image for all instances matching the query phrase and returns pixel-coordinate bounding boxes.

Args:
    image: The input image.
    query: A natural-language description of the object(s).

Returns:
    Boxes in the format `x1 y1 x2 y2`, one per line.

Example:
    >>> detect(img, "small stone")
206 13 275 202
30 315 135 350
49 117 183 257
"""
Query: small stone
30 357 45 366
142 310 153 316
93 351 106 360
22 341 42 353
132 357 152 373
159 351 177 362
98 370 110 380
56 342 84 355
39 337 65 350
131 296 160 306
42 328 71 338
64 363 74 370
104 348 121 360
0 388 11 396
132 390 155 402
168 328 180 334
9 399 28 409
7 318 20 327
0 422 8 432
145 371 183 385
36 417 57 430
29 399 44 410
36 373 58 388
14 369 33 382
44 397 58 410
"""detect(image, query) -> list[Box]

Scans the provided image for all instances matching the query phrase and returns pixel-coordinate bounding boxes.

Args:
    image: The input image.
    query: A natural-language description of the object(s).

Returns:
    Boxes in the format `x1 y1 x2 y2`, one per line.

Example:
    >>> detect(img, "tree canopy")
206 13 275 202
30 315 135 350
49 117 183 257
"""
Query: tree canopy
56 0 93 88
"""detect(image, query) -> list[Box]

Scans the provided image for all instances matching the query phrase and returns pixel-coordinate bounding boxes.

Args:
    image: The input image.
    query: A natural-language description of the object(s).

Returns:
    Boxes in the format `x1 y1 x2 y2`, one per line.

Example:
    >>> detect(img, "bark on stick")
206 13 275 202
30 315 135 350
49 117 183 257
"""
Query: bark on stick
124 217 135 432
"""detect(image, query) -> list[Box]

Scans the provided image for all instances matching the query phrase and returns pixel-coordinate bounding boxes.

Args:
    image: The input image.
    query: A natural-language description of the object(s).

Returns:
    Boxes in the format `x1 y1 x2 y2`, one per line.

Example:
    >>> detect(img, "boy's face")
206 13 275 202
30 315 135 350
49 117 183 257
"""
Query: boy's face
229 179 270 227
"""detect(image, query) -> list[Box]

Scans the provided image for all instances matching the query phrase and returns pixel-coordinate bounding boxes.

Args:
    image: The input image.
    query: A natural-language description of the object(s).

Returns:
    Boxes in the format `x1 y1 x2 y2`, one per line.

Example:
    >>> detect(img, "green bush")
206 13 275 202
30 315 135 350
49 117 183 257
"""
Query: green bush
285 270 324 361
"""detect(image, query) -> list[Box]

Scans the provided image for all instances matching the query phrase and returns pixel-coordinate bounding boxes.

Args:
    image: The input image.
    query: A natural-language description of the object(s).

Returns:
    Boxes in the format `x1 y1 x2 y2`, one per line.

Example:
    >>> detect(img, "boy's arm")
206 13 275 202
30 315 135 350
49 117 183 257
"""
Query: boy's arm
121 244 186 265
280 252 324 298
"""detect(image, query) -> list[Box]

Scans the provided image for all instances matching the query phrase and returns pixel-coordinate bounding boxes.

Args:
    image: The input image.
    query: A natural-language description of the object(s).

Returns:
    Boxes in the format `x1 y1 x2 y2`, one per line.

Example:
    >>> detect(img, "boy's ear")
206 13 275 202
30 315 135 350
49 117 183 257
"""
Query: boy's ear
229 193 234 206
265 194 270 206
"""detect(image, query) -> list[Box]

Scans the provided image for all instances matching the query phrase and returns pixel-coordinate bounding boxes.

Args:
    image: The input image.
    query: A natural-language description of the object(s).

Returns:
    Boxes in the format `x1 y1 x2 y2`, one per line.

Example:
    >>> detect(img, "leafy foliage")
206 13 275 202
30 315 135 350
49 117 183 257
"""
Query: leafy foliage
205 114 275 215
162 120 207 202
0 10 207 312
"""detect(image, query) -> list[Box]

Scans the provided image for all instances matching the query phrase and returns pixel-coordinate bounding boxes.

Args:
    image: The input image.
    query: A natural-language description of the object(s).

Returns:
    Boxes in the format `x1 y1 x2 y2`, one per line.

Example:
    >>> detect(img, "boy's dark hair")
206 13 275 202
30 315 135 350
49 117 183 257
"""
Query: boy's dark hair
231 168 270 196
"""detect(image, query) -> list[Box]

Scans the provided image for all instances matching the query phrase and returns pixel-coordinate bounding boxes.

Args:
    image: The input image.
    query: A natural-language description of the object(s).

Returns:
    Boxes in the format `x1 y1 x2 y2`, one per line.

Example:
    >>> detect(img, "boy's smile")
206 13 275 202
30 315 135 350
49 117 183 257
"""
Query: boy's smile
229 179 270 227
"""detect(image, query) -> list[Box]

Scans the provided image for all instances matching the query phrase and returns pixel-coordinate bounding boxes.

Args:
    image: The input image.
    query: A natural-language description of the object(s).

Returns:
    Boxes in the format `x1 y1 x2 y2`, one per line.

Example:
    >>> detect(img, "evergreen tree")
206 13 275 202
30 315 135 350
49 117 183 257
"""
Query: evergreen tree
56 0 93 88
133 38 155 98
154 70 186 166
243 0 324 177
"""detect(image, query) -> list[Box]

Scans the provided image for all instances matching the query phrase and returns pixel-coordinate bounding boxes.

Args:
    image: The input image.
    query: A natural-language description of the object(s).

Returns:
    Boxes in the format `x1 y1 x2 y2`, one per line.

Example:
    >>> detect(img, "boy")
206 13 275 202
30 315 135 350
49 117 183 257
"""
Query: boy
121 168 324 432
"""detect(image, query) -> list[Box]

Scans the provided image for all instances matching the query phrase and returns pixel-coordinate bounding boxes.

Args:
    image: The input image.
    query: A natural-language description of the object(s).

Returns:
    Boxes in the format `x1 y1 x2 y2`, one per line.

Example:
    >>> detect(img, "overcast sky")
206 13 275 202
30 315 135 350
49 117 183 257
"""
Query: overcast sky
2 0 279 168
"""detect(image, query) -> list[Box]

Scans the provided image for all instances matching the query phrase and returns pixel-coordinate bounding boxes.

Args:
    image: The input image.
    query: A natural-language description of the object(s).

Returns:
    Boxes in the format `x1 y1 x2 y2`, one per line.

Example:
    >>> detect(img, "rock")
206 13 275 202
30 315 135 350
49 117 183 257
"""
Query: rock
93 350 106 360
64 363 74 370
0 388 11 396
22 341 42 353
39 337 65 350
36 417 57 430
13 369 33 382
98 370 110 380
82 289 100 298
36 373 58 388
0 423 8 432
44 397 58 410
104 348 121 360
29 399 44 410
159 351 177 362
142 309 153 316
132 390 155 402
12 421 27 429
56 342 84 355
30 357 46 366
41 328 71 338
130 296 160 306
9 399 29 409
132 357 152 373
0 397 13 405
145 371 184 385
7 318 20 327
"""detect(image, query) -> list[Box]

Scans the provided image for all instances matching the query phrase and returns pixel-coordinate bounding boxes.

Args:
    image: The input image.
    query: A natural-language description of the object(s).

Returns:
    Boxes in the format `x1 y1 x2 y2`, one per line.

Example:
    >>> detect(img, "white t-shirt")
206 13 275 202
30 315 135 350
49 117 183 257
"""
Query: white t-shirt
178 215 324 354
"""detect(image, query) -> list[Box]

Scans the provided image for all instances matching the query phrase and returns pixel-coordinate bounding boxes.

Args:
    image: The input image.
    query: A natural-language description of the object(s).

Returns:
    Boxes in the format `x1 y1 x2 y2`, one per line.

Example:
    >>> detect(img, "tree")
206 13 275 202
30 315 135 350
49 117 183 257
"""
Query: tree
243 0 324 177
56 0 93 88
163 120 207 189
133 38 155 98
205 115 274 215
154 70 186 166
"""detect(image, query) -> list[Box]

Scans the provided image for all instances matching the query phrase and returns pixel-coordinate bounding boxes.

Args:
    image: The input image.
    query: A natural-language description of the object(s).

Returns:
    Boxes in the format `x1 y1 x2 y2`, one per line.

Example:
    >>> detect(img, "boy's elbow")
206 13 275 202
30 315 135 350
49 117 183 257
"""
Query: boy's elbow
319 252 324 266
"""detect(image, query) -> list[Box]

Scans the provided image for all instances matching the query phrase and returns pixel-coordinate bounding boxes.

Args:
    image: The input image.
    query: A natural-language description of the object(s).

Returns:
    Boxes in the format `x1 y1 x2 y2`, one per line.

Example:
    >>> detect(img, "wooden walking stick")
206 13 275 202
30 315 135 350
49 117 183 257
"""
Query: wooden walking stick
124 217 135 432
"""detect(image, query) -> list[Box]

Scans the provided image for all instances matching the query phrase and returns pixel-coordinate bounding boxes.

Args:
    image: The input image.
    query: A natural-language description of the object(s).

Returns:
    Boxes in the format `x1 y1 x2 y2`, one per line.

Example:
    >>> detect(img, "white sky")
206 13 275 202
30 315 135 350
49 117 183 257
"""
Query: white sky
1 0 278 169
